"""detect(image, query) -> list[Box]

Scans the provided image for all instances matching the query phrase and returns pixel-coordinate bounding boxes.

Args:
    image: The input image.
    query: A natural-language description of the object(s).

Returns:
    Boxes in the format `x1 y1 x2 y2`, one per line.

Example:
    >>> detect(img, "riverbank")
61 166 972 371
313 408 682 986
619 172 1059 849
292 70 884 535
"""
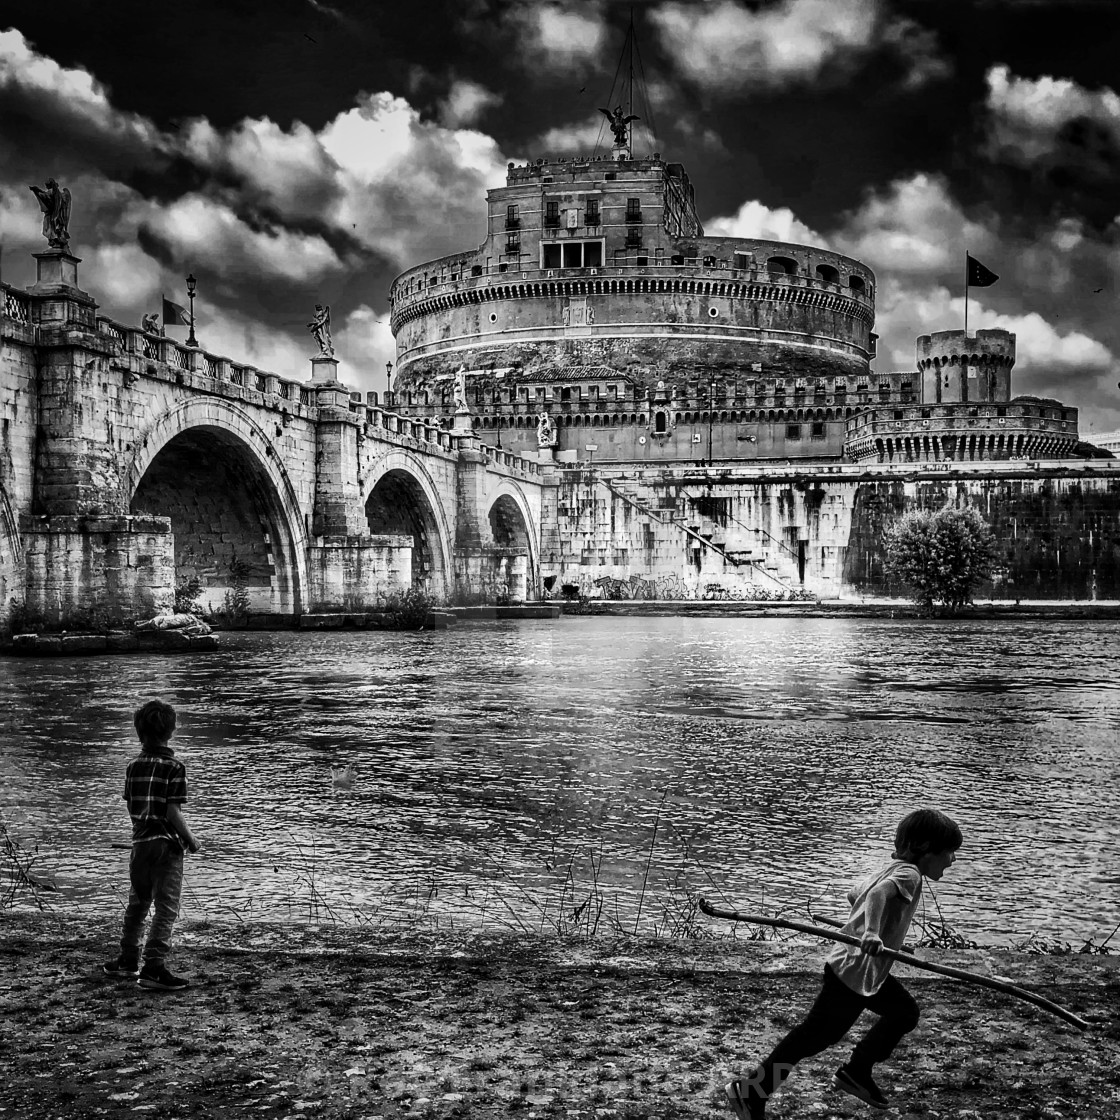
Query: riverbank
1 912 1117 1119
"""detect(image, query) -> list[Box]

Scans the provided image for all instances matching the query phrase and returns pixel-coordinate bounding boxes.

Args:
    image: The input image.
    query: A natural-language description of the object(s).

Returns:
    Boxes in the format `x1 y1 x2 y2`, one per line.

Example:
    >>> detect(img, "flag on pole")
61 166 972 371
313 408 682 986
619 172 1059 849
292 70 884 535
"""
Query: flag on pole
162 296 191 326
966 254 999 287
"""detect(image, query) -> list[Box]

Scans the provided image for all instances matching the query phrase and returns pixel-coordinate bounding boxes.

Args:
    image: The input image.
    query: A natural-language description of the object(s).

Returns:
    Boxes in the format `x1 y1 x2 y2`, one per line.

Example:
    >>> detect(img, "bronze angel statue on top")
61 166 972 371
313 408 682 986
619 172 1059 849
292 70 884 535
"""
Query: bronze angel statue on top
600 105 639 147
29 179 72 249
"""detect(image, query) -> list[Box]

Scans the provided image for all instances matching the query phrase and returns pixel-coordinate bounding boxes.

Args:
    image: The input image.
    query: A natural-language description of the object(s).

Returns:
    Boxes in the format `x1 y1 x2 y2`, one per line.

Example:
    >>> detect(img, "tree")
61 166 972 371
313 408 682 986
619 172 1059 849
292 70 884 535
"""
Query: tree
884 507 996 615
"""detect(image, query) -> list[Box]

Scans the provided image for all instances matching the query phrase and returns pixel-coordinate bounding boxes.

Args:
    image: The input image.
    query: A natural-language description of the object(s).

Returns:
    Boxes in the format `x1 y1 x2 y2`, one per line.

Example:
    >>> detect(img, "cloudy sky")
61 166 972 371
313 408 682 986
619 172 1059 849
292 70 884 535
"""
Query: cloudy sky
2 0 1119 431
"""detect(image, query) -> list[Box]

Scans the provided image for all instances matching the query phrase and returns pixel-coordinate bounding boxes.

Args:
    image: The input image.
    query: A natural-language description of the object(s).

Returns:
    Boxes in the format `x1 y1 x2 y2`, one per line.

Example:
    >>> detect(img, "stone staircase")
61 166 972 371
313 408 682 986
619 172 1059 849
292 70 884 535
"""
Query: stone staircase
598 476 801 593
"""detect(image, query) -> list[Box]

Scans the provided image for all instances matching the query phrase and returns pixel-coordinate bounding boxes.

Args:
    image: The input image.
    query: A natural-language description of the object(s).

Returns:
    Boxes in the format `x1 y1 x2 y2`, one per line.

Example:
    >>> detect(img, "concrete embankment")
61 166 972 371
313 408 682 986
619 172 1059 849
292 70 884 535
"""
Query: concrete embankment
1 912 1117 1118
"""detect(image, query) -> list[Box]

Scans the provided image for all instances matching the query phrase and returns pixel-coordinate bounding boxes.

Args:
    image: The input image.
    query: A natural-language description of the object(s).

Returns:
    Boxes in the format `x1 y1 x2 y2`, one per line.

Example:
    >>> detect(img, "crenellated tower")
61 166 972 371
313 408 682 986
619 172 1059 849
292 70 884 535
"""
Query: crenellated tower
917 329 1015 405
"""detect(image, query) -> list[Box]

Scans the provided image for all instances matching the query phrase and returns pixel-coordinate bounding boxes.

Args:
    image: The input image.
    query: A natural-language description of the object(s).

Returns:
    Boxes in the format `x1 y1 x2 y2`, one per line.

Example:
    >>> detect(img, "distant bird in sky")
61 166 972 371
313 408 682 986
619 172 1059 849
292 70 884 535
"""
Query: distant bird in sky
1094 288 1104 293
304 33 318 43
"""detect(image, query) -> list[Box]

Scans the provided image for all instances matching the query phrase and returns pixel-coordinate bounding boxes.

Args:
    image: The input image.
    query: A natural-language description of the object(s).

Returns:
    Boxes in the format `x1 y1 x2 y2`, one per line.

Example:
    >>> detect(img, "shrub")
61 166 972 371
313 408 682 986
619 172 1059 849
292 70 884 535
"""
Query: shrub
885 506 996 615
381 587 434 630
174 575 204 615
221 558 252 624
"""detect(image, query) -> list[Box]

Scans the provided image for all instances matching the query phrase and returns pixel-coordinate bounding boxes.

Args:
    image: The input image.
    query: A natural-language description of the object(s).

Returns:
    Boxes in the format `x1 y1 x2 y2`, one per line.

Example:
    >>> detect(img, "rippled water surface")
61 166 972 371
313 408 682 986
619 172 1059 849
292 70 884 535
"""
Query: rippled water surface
2 618 1118 945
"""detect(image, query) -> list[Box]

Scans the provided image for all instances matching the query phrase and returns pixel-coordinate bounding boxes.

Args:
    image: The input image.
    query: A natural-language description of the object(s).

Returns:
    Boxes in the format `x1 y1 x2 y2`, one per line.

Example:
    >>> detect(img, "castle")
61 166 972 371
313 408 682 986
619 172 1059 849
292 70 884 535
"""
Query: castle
387 151 1080 471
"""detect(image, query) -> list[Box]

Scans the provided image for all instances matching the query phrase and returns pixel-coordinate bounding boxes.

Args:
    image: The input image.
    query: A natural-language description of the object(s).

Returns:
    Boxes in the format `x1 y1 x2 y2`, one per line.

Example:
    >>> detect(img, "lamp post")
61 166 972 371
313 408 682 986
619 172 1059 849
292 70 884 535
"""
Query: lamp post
385 360 393 403
185 273 198 348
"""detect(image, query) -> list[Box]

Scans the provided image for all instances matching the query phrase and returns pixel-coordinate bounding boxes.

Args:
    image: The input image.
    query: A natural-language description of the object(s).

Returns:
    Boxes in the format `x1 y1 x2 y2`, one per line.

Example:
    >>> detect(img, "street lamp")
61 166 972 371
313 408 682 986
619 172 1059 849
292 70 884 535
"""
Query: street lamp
185 273 198 348
385 360 393 401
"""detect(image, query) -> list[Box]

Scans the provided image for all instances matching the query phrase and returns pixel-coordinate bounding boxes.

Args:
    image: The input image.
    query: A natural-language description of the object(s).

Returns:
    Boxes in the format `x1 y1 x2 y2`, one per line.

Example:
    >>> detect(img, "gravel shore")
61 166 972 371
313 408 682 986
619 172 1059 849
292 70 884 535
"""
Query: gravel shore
1 913 1117 1119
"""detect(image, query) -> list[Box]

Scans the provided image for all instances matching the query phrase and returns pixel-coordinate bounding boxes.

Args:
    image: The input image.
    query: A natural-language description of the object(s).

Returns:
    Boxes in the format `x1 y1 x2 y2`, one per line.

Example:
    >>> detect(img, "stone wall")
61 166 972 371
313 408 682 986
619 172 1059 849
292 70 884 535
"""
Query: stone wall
21 515 174 624
546 464 1120 602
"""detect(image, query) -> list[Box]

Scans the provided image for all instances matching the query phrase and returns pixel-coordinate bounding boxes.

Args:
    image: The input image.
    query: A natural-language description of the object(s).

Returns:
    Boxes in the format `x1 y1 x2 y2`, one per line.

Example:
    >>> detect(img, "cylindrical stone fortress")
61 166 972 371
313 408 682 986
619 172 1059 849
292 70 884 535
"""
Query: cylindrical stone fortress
389 156 876 392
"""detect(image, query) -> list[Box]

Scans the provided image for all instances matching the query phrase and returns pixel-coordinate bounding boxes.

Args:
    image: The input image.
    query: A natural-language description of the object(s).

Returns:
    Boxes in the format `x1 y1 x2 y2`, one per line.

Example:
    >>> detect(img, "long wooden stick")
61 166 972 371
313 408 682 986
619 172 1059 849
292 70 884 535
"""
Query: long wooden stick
699 898 1089 1031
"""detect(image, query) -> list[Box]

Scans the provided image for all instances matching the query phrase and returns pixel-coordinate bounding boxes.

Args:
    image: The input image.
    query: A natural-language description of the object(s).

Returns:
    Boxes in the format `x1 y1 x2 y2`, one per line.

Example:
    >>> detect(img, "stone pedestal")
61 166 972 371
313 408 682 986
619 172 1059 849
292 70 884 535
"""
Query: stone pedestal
310 355 340 383
30 250 83 292
452 406 474 435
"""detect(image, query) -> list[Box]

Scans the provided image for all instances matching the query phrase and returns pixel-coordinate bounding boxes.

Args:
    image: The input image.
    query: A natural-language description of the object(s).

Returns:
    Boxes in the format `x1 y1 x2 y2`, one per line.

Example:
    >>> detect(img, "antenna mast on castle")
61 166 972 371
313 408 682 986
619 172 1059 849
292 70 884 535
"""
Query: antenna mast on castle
597 8 657 159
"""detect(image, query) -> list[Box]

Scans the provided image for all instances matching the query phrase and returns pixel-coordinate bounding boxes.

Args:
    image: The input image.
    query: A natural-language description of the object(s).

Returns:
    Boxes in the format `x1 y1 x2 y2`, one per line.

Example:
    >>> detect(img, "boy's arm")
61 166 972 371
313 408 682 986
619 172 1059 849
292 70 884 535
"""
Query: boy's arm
166 803 201 853
859 880 898 955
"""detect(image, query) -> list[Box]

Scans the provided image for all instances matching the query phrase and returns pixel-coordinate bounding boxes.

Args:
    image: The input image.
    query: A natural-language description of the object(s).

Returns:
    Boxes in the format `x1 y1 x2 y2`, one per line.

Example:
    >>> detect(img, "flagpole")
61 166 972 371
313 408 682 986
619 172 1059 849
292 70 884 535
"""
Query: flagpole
964 251 969 339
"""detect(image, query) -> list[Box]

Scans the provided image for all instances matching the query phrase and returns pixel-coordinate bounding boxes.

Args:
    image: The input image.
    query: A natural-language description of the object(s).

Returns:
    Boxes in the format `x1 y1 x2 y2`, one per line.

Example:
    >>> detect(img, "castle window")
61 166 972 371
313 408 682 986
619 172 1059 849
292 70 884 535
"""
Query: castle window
671 254 684 265
767 256 797 276
471 264 483 277
585 199 600 226
543 240 603 269
811 422 826 439
626 198 642 222
894 410 904 420
506 233 521 254
506 204 520 229
849 275 866 293
734 252 751 271
786 423 802 440
997 406 1007 417
921 408 931 419
545 200 560 228
815 264 839 285
654 411 668 434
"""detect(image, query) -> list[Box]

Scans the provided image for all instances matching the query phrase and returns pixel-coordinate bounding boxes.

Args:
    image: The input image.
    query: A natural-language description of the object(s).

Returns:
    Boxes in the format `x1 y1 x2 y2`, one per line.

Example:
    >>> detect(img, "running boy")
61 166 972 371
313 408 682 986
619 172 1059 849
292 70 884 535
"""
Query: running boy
726 808 962 1117
103 700 202 991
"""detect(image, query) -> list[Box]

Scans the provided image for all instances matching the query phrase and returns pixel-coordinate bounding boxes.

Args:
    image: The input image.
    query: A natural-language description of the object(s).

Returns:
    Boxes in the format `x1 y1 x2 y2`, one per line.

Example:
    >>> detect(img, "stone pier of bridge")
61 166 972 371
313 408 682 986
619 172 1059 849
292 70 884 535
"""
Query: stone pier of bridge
0 250 548 626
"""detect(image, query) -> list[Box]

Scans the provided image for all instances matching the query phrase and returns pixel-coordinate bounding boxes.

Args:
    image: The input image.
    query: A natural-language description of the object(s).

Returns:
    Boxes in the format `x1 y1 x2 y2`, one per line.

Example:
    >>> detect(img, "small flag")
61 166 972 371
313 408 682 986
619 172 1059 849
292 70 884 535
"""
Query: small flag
966 254 998 288
162 296 191 326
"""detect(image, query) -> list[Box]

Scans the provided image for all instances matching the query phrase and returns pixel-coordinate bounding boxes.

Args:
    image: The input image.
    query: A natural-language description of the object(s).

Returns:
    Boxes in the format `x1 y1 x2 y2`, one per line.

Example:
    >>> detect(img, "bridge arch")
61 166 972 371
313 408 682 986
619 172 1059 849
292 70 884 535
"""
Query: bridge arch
124 399 309 615
361 450 453 598
486 480 540 600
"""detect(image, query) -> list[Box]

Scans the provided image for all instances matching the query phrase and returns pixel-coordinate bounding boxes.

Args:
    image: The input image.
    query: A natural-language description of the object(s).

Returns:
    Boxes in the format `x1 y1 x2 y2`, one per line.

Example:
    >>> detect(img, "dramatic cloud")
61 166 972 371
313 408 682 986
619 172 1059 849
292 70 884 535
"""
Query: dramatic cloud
438 80 502 129
830 174 995 275
648 0 947 92
335 304 397 395
0 28 163 163
984 64 1120 162
704 199 825 246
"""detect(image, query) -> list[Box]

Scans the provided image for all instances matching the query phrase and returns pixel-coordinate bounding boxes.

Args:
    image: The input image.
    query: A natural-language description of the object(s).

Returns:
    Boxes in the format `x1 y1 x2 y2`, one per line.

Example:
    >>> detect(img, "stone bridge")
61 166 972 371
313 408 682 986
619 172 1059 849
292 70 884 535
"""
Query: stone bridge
0 250 547 625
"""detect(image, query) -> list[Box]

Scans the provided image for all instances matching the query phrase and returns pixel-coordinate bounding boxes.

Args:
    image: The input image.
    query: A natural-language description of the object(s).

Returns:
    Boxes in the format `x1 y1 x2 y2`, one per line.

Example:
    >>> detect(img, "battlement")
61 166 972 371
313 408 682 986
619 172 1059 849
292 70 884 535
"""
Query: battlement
917 329 1016 368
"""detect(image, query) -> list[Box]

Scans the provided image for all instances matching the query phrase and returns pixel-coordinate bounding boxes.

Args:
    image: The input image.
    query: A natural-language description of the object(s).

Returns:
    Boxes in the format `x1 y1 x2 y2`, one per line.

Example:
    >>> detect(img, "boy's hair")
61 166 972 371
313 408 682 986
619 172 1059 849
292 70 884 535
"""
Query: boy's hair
134 700 176 746
893 809 962 859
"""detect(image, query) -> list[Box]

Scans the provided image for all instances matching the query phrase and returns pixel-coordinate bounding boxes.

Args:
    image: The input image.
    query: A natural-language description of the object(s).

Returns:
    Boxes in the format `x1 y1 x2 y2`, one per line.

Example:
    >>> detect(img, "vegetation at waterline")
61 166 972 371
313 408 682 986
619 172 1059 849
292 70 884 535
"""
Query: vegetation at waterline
885 506 997 615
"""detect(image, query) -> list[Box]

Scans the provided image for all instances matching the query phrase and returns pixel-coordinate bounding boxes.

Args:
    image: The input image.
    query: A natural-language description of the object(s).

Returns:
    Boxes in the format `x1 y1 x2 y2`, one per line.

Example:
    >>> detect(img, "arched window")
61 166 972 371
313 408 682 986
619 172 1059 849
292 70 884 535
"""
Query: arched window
848 275 866 294
816 264 839 285
654 412 667 433
767 256 798 277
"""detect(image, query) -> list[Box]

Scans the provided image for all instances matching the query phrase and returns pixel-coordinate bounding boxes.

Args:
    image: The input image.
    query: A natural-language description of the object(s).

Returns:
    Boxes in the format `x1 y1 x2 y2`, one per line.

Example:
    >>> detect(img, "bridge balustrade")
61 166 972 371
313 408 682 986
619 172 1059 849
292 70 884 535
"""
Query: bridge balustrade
2 284 31 325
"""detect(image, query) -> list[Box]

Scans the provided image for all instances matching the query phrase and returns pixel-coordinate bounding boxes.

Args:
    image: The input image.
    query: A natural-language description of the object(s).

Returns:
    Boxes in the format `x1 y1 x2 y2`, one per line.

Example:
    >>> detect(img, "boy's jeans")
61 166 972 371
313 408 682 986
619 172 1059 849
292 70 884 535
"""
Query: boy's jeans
120 840 184 968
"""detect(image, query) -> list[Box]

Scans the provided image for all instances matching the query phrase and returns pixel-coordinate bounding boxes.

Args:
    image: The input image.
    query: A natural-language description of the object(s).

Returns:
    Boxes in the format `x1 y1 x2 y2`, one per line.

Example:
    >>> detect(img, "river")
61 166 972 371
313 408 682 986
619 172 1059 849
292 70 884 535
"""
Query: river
1 617 1117 947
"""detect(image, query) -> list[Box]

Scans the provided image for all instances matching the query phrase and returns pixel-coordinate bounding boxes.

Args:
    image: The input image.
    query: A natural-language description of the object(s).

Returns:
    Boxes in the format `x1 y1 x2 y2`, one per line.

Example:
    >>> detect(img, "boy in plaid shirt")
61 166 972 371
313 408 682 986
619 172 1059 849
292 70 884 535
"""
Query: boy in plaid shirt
103 700 201 991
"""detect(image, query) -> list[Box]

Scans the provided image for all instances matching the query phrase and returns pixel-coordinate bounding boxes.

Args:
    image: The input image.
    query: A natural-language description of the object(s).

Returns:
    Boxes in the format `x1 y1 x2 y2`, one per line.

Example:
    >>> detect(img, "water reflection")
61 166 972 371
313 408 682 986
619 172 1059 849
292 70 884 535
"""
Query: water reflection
1 618 1118 944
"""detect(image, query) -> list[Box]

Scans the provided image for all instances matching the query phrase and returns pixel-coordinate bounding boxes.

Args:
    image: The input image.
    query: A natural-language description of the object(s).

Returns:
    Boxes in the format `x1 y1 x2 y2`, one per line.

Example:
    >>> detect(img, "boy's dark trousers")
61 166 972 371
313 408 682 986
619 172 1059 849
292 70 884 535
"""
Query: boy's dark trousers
119 840 184 968
748 963 919 1099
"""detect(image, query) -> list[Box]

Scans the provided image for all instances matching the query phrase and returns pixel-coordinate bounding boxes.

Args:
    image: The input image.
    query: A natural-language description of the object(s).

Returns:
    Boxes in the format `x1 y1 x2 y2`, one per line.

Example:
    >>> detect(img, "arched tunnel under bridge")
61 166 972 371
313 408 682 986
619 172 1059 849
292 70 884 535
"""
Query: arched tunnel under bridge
365 468 448 596
130 426 303 615
487 493 534 603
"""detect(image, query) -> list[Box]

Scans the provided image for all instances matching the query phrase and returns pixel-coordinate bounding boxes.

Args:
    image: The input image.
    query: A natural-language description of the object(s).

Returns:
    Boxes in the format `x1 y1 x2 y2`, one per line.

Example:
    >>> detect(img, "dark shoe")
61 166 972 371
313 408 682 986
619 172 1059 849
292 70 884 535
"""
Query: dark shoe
102 957 139 978
724 1079 765 1119
137 963 189 991
835 1065 888 1109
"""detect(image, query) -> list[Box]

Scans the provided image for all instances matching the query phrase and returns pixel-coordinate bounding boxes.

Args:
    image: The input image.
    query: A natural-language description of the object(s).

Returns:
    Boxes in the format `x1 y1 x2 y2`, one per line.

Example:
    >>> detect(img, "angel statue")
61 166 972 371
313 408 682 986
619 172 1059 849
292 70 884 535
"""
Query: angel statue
453 366 469 411
308 303 334 357
141 312 161 336
29 179 72 249
536 410 556 449
599 105 639 147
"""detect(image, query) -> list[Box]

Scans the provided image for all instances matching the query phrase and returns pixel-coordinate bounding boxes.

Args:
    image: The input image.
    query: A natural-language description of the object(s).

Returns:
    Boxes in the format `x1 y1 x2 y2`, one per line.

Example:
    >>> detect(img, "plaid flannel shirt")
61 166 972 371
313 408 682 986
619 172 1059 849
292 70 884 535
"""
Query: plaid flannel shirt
123 745 188 848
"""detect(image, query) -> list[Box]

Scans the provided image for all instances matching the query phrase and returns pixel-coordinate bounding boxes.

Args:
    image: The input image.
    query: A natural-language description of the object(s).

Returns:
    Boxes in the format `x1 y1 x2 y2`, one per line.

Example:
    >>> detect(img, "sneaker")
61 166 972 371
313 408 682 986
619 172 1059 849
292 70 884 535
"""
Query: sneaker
102 957 139 978
137 963 190 991
724 1079 765 1120
834 1065 888 1109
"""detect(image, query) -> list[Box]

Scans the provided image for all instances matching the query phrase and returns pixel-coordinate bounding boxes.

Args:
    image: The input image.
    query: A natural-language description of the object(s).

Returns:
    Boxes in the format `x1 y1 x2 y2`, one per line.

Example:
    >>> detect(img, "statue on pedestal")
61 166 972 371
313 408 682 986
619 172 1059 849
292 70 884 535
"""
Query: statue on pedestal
537 410 557 448
308 303 334 357
29 179 72 249
141 312 162 336
454 366 469 412
599 105 639 147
